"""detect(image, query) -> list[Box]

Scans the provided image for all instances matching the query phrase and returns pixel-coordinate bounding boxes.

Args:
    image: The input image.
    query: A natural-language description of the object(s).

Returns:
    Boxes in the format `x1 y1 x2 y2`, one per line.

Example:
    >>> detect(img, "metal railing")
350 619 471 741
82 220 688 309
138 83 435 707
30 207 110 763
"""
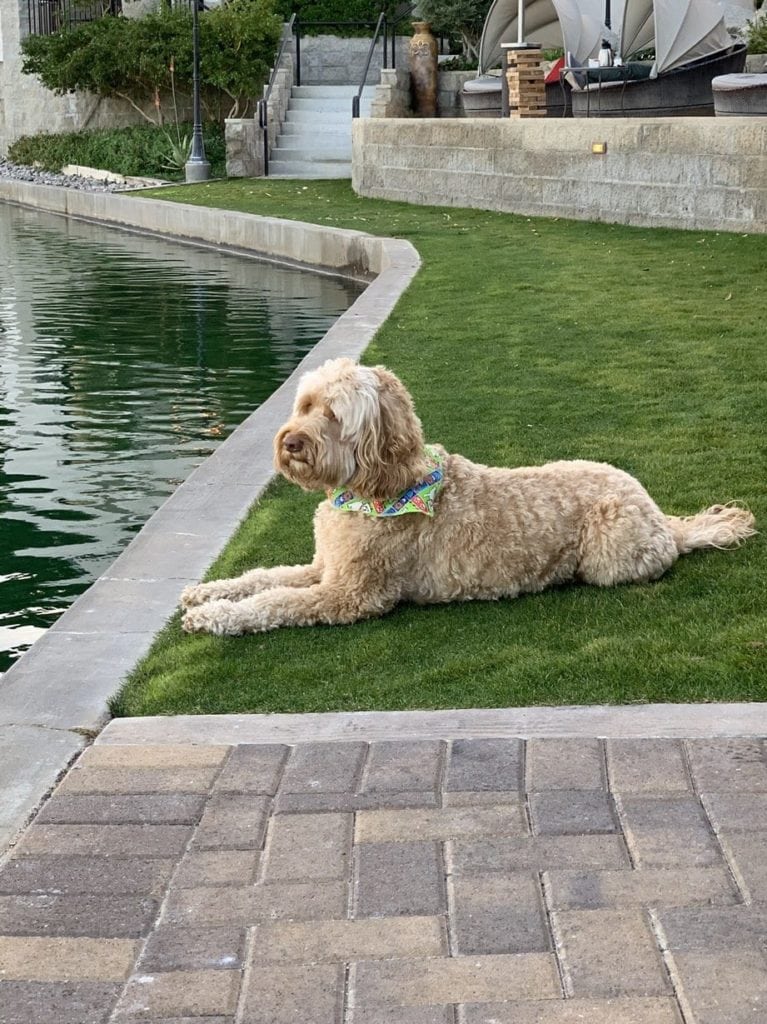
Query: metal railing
26 0 121 36
353 10 386 117
256 13 296 178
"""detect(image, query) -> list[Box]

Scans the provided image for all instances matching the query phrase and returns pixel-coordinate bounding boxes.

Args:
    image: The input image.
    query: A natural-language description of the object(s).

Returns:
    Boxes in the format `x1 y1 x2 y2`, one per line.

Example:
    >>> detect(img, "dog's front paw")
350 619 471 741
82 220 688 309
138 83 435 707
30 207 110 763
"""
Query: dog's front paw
180 582 229 610
182 600 243 636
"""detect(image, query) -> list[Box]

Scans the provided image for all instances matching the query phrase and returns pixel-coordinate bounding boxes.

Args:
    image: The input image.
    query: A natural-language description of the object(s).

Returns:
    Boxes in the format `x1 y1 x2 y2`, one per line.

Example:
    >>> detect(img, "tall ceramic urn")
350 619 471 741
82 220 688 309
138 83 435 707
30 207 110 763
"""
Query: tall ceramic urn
409 21 438 117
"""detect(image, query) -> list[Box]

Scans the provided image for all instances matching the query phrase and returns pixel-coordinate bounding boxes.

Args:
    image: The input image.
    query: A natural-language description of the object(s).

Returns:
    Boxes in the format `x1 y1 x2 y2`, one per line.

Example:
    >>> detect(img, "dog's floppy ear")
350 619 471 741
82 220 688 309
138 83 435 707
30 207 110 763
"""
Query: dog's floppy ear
351 366 426 500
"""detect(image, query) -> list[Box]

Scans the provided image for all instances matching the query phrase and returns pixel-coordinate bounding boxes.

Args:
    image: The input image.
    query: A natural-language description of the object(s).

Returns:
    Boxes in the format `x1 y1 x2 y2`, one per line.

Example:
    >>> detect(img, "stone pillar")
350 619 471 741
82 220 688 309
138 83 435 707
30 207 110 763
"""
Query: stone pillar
503 44 547 118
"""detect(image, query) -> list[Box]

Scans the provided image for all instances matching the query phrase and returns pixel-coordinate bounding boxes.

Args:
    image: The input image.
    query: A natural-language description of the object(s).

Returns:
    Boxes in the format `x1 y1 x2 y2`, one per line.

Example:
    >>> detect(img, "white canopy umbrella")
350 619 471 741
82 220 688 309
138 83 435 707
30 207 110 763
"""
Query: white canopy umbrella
480 0 735 77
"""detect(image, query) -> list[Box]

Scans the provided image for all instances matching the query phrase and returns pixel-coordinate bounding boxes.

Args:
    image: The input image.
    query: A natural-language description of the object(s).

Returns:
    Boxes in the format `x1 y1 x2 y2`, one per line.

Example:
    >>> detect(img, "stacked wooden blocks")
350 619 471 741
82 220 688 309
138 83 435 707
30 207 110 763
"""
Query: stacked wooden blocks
506 47 547 118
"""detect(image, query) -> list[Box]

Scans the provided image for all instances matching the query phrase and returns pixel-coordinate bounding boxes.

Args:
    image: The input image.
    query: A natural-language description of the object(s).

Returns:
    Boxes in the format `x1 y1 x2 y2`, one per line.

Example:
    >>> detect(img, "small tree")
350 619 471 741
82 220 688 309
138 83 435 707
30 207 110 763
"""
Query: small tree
417 0 492 63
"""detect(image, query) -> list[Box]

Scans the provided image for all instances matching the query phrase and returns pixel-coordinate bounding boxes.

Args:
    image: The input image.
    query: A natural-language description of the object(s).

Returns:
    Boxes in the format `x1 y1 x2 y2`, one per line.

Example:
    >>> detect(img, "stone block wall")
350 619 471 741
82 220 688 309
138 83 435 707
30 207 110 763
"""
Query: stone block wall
352 117 767 234
296 34 409 86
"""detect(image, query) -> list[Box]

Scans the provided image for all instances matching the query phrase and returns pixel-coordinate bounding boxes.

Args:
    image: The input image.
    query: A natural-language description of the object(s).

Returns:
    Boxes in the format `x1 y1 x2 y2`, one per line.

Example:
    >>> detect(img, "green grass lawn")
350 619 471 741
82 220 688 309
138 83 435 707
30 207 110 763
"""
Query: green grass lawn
110 180 767 716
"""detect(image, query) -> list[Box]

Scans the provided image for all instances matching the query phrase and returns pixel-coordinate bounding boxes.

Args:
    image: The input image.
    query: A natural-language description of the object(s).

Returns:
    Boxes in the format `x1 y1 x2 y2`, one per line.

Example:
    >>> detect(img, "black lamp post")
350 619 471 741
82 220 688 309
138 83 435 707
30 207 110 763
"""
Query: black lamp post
185 0 211 183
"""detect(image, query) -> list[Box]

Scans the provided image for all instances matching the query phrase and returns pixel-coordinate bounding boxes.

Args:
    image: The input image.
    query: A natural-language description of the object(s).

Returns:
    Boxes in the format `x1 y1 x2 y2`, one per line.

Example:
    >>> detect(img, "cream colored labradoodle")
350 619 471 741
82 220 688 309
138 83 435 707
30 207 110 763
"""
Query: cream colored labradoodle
181 358 756 635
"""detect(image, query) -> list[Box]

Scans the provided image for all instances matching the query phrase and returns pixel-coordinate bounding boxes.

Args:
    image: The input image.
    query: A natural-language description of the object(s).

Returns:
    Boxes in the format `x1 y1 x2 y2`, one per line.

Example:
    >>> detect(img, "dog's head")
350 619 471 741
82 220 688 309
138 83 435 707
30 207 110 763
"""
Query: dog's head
274 358 426 500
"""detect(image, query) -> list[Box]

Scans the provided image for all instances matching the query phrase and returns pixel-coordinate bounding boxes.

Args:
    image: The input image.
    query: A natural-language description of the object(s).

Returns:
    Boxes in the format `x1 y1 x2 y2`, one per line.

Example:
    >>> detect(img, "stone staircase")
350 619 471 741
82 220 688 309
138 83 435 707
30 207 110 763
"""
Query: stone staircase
269 85 375 178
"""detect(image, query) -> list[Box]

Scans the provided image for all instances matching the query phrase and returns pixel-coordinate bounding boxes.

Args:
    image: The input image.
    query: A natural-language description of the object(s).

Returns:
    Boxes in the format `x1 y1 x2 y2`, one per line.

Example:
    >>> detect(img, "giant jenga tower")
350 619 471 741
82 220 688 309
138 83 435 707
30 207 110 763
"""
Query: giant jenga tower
503 44 547 118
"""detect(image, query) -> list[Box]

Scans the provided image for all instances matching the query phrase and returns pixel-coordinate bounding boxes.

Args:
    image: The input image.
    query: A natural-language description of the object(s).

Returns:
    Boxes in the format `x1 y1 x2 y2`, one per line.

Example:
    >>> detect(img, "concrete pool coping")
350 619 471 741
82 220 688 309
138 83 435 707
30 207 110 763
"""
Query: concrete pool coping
0 179 421 849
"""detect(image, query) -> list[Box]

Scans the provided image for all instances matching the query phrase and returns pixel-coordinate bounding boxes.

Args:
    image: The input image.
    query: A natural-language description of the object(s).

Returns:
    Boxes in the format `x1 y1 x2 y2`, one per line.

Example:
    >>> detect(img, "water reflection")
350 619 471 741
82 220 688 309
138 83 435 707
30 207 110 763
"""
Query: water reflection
0 204 361 671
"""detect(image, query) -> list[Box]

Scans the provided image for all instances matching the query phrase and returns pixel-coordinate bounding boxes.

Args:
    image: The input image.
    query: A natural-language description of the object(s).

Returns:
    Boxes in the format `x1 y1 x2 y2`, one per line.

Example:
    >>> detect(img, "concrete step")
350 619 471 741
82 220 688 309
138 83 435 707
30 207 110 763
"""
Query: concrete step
284 110 354 124
292 85 375 98
273 144 352 160
268 160 352 179
287 98 372 115
279 122 353 136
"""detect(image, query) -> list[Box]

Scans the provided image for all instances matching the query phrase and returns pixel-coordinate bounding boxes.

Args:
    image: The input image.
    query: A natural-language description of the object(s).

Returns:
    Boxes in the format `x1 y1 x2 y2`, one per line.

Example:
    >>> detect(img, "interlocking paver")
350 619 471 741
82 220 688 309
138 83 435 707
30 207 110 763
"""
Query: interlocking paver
526 739 605 791
35 793 205 825
140 925 246 971
275 790 439 812
0 855 175 895
449 835 629 875
351 1009 453 1024
162 880 347 926
606 740 691 794
362 741 443 793
0 980 123 1024
279 741 366 793
171 849 259 888
0 936 139 981
461 997 683 1023
351 953 560 1006
191 793 269 850
718 831 767 900
263 812 353 880
445 739 523 792
617 796 722 867
450 873 550 955
250 916 446 964
356 805 526 843
685 739 767 792
656 905 767 953
669 950 767 1024
545 867 739 910
79 745 228 768
14 823 191 857
701 792 767 831
55 766 221 794
0 893 158 937
6 731 767 1024
552 909 670 998
354 841 445 917
212 743 287 793
529 791 617 835
239 964 344 1024
114 969 240 1019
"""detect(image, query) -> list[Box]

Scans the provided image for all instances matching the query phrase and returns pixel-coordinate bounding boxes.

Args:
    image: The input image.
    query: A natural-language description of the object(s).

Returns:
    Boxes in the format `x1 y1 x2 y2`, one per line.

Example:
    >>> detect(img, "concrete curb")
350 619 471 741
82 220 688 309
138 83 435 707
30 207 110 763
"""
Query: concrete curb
97 704 767 745
0 181 421 848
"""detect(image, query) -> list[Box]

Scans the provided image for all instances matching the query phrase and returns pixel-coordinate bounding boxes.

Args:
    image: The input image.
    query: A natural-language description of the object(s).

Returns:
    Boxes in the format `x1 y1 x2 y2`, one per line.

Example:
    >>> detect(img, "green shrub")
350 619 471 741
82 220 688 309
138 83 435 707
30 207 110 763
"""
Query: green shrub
416 0 491 61
21 0 282 122
747 12 767 53
8 122 227 180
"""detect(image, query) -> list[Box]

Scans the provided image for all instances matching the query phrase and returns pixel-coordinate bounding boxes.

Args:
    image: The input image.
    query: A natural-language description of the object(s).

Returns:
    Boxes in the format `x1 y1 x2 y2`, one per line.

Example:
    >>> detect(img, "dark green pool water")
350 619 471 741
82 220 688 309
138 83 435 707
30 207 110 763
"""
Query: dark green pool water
0 203 362 673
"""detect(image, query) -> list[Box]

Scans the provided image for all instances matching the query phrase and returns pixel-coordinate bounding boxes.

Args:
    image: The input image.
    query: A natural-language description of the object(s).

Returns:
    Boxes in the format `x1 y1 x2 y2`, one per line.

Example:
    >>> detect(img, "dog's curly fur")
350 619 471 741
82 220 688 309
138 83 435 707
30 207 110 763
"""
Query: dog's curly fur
181 358 756 635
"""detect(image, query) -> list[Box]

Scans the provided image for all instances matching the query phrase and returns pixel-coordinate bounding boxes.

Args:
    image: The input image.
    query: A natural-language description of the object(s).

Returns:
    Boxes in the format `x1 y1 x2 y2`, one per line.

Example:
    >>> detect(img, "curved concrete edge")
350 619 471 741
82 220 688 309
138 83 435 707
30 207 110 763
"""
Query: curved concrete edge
97 703 767 744
0 180 421 849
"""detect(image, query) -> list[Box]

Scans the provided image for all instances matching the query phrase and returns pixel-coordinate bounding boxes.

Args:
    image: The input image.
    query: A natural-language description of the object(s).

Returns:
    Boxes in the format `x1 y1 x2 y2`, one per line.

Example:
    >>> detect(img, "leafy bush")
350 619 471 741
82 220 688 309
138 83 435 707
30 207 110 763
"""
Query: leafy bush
8 122 227 180
21 0 282 122
747 12 767 52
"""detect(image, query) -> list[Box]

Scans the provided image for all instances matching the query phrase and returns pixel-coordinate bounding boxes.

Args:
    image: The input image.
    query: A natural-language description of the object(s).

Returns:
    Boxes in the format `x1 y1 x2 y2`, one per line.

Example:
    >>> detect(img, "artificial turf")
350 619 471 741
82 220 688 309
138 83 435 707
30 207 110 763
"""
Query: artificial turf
110 180 766 716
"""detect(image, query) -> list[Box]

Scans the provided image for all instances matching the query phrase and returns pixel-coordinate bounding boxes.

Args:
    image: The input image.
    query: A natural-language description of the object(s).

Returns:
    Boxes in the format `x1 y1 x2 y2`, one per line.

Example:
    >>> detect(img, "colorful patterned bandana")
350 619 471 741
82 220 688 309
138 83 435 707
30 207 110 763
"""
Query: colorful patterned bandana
329 444 445 518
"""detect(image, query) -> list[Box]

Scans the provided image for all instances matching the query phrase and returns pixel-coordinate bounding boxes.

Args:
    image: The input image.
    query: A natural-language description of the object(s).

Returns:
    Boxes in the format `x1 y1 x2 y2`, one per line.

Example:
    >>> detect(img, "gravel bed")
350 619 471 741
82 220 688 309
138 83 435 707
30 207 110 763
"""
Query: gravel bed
0 159 138 191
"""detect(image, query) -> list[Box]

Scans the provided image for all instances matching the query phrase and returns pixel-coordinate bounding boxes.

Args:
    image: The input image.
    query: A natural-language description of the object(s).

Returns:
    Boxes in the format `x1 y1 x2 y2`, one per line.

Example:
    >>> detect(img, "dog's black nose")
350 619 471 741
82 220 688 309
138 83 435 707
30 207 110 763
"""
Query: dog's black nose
283 433 304 454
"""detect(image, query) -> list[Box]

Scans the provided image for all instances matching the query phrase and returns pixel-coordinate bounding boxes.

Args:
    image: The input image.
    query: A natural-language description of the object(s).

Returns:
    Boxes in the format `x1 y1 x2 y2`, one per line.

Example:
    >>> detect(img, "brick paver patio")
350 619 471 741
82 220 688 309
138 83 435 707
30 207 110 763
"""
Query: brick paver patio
1 732 767 1023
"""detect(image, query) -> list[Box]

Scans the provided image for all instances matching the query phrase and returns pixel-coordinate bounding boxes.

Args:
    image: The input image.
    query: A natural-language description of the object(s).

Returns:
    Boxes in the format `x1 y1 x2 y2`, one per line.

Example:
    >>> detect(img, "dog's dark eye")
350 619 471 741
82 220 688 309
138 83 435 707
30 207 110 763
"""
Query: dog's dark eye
323 405 336 421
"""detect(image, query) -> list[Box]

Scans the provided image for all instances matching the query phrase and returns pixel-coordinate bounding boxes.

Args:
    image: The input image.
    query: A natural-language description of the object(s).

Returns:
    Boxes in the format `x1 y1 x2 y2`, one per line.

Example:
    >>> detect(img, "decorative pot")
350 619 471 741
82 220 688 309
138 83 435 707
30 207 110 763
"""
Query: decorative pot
409 21 438 117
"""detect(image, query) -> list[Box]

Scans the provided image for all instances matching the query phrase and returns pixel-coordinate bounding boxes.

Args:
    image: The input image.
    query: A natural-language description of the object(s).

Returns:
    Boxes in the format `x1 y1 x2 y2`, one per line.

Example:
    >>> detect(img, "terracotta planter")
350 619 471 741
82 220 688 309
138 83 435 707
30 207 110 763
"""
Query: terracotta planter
409 21 438 117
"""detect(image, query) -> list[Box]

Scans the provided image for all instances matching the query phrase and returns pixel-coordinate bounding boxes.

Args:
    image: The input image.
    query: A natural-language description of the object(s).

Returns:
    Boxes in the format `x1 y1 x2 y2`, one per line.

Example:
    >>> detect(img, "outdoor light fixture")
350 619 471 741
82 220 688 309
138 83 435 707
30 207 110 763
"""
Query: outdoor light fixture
185 0 211 183
592 141 608 154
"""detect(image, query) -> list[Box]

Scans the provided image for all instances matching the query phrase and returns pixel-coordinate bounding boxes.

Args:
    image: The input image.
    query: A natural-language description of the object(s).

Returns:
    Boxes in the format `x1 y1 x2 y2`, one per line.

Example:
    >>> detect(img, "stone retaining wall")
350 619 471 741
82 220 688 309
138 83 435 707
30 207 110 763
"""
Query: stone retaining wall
352 116 767 234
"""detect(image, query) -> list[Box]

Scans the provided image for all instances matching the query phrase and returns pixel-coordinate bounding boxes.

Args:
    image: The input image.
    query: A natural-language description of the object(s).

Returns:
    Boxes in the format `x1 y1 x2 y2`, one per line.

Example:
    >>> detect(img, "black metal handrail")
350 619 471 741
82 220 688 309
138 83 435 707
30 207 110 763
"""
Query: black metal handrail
257 12 296 178
26 0 120 37
352 10 386 118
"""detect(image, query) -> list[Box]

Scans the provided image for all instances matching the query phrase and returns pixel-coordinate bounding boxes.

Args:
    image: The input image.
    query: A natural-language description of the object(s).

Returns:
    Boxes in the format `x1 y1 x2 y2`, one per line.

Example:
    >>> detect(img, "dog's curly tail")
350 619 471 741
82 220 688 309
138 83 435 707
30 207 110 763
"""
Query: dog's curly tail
667 504 757 555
